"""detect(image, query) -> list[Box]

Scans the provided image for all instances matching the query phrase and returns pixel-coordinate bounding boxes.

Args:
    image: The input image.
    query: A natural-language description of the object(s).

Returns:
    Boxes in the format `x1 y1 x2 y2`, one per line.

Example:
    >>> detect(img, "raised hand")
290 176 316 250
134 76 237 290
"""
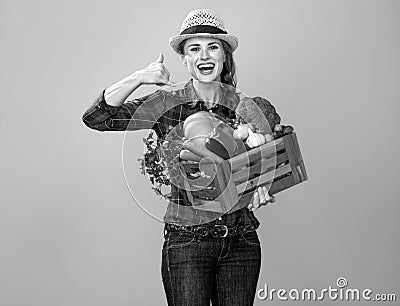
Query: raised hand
136 53 175 87
104 53 175 107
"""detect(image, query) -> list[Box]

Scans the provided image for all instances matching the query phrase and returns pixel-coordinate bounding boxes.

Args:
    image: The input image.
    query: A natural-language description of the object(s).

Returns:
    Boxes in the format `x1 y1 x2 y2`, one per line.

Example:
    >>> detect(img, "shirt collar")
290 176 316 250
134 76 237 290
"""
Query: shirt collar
182 79 231 109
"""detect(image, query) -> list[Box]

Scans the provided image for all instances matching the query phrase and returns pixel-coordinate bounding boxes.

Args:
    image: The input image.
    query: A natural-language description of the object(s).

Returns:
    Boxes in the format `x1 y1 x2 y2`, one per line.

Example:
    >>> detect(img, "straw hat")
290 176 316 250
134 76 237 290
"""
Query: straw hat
169 9 239 54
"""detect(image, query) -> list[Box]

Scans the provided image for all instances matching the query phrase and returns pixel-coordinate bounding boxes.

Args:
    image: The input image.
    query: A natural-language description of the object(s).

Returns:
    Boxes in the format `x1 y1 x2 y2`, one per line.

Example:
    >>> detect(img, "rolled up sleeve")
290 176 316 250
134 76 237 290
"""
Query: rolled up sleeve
82 90 166 131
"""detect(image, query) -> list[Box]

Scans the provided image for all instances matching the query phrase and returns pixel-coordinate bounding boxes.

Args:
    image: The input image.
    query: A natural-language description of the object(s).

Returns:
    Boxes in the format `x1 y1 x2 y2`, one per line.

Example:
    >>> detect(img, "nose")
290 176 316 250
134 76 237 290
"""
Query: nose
200 47 210 59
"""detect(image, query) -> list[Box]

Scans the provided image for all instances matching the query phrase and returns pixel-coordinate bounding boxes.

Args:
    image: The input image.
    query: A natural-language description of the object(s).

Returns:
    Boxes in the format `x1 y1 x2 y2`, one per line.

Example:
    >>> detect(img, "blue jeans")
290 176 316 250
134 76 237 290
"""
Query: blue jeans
161 230 261 306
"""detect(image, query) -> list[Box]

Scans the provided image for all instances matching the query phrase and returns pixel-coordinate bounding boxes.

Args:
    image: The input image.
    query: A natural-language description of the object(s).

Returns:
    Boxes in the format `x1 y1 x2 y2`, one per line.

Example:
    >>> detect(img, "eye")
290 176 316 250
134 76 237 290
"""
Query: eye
189 47 200 52
209 45 219 50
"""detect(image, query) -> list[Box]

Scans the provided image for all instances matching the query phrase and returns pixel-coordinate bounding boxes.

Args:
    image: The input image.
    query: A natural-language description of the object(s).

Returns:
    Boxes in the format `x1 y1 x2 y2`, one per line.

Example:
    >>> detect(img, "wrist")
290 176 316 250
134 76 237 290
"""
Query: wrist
129 71 143 87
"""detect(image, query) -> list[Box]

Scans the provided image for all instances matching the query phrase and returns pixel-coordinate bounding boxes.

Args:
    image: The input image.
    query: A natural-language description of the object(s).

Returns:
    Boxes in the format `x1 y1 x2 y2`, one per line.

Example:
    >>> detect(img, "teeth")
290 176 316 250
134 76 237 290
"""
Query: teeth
198 63 215 69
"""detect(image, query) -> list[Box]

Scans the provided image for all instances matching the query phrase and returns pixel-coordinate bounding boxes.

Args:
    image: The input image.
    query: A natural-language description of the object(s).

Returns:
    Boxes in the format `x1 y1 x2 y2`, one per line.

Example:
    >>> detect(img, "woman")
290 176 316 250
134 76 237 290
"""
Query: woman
83 8 277 305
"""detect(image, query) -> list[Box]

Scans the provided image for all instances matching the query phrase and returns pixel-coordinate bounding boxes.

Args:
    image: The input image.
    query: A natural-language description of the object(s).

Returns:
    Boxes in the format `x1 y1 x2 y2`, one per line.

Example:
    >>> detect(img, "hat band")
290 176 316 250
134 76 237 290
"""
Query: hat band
180 25 227 35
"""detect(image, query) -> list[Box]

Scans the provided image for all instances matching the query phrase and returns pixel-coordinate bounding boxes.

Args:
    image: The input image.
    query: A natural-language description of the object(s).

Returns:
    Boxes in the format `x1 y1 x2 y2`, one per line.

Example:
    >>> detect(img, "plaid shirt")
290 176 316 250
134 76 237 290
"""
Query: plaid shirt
82 80 260 227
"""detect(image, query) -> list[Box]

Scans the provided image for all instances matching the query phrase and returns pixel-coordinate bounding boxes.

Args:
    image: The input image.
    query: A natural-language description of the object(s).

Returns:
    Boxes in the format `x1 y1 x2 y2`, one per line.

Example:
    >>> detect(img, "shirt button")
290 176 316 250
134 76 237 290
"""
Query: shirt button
218 217 222 220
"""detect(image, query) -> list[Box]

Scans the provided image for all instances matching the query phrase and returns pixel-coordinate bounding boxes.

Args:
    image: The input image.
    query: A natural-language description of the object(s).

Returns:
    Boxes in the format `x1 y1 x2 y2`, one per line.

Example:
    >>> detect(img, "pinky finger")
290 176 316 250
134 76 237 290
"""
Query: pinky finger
155 79 175 87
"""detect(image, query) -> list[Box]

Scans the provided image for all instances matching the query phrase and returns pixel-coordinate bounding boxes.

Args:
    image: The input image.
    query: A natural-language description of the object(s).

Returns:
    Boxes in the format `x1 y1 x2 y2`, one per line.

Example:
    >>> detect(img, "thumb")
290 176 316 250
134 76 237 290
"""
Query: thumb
155 53 164 64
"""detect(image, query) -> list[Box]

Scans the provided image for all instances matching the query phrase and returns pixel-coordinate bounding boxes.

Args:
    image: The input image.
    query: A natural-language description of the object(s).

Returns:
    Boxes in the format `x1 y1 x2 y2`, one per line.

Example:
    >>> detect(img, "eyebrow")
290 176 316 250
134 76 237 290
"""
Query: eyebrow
187 41 220 48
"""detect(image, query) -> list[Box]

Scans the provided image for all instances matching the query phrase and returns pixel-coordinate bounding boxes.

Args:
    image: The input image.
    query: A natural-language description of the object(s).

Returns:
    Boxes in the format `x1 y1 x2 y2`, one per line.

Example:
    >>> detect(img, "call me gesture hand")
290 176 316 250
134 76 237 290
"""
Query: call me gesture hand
137 53 175 87
104 53 175 107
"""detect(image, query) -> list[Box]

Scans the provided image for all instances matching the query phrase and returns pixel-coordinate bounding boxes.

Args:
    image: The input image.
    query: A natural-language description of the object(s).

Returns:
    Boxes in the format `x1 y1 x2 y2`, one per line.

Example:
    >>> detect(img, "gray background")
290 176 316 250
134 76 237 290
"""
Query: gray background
1 0 399 305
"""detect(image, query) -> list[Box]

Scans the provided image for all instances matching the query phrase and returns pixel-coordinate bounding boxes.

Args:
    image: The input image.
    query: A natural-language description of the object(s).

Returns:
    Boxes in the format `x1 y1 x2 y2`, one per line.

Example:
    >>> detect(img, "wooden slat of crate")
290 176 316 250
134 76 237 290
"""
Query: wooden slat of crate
213 133 306 209
200 165 299 213
229 137 285 170
236 163 292 194
270 167 302 194
189 160 239 212
232 152 288 185
290 133 308 182
189 188 218 199
234 133 307 203
238 172 298 204
187 176 215 189
282 133 300 182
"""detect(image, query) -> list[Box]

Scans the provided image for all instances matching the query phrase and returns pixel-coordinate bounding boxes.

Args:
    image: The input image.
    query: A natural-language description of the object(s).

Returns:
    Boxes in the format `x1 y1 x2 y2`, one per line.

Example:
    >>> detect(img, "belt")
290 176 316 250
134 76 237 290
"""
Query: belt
164 223 256 238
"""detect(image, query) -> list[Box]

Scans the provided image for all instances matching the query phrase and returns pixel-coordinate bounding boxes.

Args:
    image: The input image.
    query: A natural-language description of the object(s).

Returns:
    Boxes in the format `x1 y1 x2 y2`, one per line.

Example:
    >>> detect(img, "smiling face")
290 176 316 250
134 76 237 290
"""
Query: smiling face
182 37 226 83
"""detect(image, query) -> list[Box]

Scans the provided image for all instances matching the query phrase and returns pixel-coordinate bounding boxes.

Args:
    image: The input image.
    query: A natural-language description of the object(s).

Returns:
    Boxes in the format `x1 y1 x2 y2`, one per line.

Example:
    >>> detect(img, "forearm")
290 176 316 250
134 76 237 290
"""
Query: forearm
104 72 142 107
83 54 171 132
82 87 165 132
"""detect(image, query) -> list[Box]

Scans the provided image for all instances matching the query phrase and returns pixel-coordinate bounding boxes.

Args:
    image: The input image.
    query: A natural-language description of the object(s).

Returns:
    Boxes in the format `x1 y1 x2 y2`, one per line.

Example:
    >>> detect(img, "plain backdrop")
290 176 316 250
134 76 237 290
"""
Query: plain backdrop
1 0 399 305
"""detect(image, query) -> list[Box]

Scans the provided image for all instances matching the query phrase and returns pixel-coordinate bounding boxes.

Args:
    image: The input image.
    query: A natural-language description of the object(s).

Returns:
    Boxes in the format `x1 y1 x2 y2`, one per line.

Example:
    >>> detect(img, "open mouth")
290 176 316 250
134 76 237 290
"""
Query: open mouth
197 63 215 75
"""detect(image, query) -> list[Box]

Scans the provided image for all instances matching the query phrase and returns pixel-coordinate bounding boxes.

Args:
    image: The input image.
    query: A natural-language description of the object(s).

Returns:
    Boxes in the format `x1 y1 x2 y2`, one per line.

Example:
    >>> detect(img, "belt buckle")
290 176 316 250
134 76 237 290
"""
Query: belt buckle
213 224 228 238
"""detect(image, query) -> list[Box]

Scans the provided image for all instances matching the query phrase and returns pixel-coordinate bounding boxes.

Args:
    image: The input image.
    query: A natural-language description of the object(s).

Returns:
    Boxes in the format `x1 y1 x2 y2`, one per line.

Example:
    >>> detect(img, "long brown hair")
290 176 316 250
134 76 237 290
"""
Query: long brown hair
220 40 237 88
178 39 237 88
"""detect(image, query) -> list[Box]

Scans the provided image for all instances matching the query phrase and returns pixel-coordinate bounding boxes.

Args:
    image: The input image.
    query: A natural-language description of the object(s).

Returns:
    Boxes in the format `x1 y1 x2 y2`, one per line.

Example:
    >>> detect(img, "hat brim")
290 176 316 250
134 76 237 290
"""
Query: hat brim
169 33 238 54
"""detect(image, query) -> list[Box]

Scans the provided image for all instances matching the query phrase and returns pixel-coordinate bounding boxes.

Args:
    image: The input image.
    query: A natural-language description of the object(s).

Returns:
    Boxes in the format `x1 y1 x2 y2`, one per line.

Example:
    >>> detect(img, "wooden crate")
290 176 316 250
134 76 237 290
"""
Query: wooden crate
179 132 307 213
